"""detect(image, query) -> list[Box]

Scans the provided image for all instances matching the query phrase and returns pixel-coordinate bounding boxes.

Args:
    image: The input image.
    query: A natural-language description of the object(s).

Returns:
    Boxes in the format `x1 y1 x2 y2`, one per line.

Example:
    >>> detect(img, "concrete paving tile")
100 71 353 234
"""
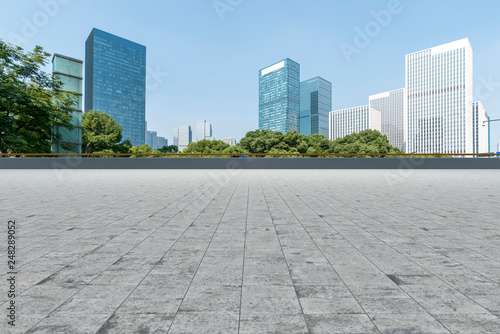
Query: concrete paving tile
179 285 241 313
304 314 379 334
241 285 302 315
370 314 451 334
95 312 175 334
25 313 110 334
168 312 239 334
239 314 309 334
296 285 364 314
434 314 500 334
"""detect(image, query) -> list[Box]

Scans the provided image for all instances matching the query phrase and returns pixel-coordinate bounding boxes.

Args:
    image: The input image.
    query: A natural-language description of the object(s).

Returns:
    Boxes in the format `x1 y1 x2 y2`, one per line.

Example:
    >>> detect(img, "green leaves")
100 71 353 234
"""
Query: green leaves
81 110 123 153
0 40 75 153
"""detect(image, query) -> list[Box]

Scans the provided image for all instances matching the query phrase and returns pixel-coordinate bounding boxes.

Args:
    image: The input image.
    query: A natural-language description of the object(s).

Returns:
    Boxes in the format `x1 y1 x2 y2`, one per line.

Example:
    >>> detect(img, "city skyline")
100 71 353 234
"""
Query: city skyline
1 1 499 147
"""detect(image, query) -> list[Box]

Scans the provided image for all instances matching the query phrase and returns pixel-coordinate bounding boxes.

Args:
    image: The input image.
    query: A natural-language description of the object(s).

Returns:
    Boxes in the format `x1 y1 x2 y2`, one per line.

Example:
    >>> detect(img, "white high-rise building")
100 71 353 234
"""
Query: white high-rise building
329 105 382 141
173 128 179 149
178 125 192 151
222 138 237 147
472 101 489 154
406 38 473 154
369 88 407 151
197 119 213 141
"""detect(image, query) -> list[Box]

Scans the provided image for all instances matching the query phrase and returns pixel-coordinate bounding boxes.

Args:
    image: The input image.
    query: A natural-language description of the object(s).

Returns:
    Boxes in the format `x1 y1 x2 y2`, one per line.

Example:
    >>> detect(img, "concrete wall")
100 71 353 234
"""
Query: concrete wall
1 158 499 169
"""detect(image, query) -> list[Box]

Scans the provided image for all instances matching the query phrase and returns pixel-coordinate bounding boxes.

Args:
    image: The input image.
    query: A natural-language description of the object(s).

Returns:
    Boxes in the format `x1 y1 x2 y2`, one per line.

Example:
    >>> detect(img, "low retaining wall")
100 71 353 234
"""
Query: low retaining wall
0 158 499 169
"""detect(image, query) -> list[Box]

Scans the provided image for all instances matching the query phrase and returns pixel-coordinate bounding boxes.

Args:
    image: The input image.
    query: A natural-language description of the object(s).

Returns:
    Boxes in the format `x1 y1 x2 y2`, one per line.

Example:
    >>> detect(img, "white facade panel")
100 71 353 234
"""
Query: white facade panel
369 88 407 150
329 105 381 141
406 38 473 154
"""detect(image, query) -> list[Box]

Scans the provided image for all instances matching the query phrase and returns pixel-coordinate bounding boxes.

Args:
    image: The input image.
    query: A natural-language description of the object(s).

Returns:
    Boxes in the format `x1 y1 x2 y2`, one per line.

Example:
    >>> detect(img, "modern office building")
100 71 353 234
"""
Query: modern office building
157 136 167 149
329 105 382 141
51 54 83 154
146 131 158 149
472 101 490 154
85 28 146 147
369 88 407 151
173 128 179 148
197 120 213 141
178 125 192 151
406 38 473 154
259 58 300 133
497 142 500 153
221 138 237 147
299 77 332 137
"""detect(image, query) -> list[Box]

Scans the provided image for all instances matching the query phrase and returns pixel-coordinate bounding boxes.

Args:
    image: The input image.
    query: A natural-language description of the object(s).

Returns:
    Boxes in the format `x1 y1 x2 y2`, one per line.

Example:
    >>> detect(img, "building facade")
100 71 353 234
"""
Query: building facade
51 54 83 154
146 131 158 149
221 138 237 147
259 58 300 133
173 128 179 149
299 77 332 137
157 136 167 149
178 125 192 151
406 38 473 154
472 101 490 154
369 88 407 151
197 120 213 141
85 28 146 147
329 105 382 141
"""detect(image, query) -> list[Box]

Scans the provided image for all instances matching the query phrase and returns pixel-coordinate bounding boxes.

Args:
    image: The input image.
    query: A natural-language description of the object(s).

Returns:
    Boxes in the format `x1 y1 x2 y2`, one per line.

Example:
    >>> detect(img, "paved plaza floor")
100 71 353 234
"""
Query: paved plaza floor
2 169 500 333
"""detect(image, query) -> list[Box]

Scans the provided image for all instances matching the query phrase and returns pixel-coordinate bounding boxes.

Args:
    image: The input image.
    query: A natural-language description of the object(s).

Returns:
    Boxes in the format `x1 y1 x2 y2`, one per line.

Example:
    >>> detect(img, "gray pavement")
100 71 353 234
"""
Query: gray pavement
1 169 500 333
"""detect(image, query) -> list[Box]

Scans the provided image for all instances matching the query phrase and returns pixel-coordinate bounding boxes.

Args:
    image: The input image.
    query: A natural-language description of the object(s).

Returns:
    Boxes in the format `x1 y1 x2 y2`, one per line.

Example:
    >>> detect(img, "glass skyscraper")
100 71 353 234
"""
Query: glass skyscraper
85 28 146 147
299 77 332 137
259 58 300 133
51 54 83 154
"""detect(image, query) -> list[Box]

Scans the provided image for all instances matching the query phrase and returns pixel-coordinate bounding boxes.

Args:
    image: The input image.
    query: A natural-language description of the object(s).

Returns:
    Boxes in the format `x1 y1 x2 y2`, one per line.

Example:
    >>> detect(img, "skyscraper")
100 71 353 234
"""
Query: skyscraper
85 28 146 147
406 38 473 154
299 77 332 137
178 125 192 151
51 54 83 154
472 101 489 154
329 105 381 141
173 128 179 148
259 58 300 133
197 120 213 141
369 88 407 151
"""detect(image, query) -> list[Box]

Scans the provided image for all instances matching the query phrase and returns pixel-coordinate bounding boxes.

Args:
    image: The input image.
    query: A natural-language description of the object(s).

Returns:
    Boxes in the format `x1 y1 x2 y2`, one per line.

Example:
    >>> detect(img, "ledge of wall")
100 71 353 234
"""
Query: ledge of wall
0 158 499 169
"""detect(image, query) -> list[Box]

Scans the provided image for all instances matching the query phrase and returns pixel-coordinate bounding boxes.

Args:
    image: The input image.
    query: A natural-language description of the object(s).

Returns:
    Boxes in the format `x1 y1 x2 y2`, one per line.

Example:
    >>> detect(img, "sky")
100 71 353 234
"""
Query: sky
1 0 500 150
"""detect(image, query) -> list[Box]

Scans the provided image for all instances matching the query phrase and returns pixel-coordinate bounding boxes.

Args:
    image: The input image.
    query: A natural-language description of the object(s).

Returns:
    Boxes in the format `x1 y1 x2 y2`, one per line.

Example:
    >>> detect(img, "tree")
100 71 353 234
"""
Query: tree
129 144 158 158
0 40 77 153
81 110 123 153
329 129 403 156
237 130 331 156
114 139 132 154
157 145 178 153
182 139 230 154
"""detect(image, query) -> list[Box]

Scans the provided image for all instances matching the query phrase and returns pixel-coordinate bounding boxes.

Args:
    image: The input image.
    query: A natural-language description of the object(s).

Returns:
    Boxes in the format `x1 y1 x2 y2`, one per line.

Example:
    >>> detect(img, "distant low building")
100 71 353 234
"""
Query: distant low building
329 105 381 141
146 131 158 149
157 136 167 149
222 138 237 147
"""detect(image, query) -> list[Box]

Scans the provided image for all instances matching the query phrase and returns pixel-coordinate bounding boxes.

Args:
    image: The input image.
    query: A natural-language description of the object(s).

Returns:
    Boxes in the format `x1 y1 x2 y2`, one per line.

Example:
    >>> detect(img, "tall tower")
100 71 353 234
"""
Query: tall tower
51 54 83 154
369 88 407 151
85 28 146 147
259 58 300 133
406 38 473 154
300 77 332 137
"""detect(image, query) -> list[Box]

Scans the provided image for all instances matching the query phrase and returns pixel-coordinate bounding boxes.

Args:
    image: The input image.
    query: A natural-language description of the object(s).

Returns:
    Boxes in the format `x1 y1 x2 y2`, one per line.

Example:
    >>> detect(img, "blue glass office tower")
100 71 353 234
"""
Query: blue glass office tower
85 28 146 146
259 59 300 133
299 77 332 137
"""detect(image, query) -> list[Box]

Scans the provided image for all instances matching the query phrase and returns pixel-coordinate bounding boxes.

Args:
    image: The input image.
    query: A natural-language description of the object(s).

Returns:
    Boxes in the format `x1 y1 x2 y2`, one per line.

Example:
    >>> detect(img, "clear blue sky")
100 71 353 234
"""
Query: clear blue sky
1 0 500 150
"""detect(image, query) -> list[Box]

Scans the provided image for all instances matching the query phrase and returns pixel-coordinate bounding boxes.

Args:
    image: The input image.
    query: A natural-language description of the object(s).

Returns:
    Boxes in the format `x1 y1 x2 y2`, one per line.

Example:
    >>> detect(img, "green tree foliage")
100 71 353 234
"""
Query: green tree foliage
0 40 77 153
157 145 178 153
114 139 133 154
329 129 403 156
182 139 230 154
238 130 330 156
129 144 160 158
81 110 123 153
